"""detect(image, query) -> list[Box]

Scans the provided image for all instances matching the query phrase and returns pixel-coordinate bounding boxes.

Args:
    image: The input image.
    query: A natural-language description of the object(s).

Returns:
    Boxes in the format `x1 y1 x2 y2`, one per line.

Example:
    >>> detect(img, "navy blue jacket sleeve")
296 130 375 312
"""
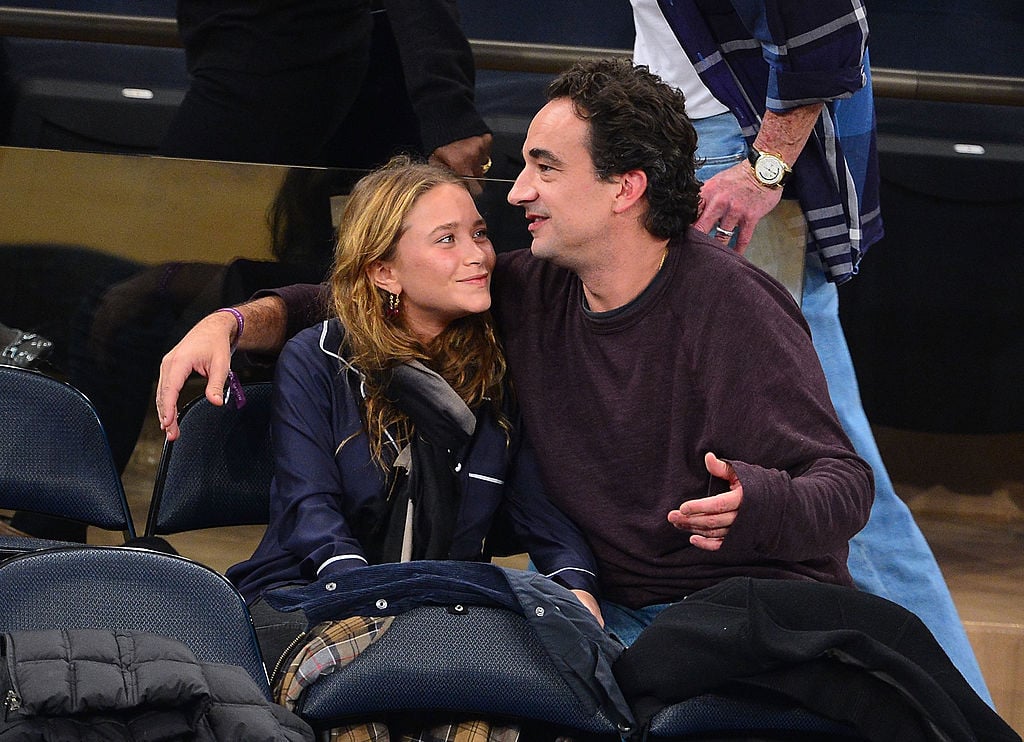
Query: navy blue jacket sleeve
500 433 600 596
268 324 379 580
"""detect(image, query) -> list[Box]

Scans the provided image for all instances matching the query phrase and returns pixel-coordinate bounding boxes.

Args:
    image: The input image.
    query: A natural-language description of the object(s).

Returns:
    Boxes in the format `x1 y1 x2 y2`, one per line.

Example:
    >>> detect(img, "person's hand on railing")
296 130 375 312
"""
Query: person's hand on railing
430 133 494 195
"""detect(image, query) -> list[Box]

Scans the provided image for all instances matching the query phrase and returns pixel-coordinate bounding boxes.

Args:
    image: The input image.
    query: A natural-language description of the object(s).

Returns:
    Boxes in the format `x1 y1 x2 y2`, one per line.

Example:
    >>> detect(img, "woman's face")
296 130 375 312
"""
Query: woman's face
377 182 495 341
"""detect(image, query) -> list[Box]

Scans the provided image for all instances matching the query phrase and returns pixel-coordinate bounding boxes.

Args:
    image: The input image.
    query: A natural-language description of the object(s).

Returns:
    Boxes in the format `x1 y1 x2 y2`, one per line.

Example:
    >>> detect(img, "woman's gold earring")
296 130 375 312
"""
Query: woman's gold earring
386 292 401 319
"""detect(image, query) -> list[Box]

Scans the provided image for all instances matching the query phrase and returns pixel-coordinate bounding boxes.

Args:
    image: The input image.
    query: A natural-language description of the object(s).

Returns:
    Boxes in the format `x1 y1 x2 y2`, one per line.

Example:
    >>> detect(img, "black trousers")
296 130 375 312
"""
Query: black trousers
160 10 419 170
248 596 309 677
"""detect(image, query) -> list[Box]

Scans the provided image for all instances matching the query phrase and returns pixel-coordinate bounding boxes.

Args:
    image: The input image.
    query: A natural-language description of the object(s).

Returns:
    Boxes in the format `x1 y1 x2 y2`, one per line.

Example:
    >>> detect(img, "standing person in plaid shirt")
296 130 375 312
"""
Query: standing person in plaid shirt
628 0 991 703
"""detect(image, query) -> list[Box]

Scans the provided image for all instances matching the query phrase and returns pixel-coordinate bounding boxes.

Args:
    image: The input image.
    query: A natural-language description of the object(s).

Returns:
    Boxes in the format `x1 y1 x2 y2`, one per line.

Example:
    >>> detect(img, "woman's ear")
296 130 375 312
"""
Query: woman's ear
369 260 400 295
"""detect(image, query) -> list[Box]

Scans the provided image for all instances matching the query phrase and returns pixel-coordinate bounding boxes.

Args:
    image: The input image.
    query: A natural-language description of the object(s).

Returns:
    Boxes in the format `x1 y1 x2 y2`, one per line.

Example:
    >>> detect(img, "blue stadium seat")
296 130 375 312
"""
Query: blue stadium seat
0 365 136 555
144 383 274 541
0 544 271 696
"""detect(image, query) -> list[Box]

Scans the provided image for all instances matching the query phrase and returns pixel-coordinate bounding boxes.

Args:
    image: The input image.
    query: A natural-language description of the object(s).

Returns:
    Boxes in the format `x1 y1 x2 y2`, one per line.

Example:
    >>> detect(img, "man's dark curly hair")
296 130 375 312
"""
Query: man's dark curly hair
546 58 701 240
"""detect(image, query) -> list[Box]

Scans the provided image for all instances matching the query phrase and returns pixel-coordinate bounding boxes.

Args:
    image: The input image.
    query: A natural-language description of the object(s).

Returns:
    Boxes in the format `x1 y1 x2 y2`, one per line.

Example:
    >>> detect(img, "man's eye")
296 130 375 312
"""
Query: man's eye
474 229 490 240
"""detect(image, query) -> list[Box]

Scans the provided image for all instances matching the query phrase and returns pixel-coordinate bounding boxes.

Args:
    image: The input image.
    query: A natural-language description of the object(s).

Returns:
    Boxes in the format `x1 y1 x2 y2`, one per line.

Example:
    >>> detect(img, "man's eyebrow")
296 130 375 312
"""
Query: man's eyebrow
528 147 564 166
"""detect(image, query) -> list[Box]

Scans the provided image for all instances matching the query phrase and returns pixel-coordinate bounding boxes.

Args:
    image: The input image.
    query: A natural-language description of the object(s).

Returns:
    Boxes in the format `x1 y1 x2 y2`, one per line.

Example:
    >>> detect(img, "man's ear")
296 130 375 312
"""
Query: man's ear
369 260 400 295
612 169 649 214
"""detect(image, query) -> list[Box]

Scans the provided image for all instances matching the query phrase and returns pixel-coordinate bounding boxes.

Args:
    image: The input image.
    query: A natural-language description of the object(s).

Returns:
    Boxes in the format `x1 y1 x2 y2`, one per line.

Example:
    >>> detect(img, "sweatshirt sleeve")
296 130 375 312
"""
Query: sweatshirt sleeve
252 282 332 342
692 259 874 562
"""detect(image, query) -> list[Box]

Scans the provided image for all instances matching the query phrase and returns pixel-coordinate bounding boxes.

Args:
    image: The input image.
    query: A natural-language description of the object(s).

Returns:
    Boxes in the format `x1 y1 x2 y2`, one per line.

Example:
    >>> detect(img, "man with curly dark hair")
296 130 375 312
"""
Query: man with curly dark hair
497 57 871 642
544 60 701 242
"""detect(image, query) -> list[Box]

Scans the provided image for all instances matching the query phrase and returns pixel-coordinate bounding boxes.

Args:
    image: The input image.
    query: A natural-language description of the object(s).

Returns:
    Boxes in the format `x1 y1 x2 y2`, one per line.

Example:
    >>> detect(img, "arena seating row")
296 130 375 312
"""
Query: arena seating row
0 364 864 738
0 0 186 154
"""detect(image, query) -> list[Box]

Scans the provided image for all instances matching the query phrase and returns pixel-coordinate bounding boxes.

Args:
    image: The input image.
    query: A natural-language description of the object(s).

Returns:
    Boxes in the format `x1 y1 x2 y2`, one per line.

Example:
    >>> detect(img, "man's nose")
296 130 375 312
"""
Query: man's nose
507 171 533 206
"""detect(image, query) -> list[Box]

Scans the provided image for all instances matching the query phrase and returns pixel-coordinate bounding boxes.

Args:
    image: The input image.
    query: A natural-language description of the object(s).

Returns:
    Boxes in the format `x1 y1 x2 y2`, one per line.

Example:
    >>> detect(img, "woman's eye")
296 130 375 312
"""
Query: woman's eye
474 229 489 240
436 234 455 244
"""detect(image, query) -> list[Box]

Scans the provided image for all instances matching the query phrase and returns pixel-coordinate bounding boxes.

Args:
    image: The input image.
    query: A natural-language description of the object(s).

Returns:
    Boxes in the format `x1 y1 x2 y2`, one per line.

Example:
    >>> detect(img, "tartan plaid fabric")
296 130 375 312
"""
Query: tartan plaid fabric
328 722 391 742
274 616 523 742
396 719 519 742
326 719 520 742
656 0 883 283
274 615 396 712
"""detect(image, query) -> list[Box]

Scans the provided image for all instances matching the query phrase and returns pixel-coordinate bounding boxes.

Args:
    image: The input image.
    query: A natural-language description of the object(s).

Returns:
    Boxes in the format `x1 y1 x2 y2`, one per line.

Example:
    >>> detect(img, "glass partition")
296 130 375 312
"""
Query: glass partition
0 145 531 469
0 142 804 477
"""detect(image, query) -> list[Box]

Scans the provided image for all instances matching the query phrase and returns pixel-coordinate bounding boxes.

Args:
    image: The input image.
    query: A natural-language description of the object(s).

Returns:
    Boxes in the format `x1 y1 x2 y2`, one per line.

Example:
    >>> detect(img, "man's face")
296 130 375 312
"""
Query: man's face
507 98 621 269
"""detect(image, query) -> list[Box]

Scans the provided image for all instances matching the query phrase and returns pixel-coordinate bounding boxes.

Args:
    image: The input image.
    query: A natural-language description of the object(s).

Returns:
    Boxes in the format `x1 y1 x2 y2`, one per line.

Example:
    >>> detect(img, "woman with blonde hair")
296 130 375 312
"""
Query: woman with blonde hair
227 157 601 734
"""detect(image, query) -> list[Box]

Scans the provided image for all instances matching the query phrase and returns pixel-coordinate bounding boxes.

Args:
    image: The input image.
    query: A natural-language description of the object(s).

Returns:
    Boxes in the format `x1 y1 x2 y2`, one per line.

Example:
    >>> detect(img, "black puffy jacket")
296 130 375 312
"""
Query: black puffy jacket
0 629 314 741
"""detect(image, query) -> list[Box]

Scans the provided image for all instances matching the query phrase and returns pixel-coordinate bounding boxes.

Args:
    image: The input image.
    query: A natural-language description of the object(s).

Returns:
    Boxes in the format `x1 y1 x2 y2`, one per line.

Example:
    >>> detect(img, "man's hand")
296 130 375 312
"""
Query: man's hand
693 163 783 254
667 452 743 551
429 133 494 192
157 295 290 440
570 589 605 627
694 103 824 253
156 310 237 441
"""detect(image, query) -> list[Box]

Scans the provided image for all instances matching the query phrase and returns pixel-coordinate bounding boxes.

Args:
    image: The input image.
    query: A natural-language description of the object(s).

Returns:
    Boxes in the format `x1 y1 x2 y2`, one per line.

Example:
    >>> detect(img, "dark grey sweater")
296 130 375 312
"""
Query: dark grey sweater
491 230 873 608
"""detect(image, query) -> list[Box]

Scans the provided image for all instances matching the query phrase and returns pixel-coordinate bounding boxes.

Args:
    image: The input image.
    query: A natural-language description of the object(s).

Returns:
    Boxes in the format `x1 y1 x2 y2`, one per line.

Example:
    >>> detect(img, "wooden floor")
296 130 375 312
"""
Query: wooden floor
106 406 1024 734
872 426 1024 732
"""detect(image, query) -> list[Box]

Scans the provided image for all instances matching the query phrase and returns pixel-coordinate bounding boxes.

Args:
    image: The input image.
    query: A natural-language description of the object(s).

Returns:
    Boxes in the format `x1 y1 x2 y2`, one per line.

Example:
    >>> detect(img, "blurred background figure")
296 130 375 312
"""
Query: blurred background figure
160 0 493 179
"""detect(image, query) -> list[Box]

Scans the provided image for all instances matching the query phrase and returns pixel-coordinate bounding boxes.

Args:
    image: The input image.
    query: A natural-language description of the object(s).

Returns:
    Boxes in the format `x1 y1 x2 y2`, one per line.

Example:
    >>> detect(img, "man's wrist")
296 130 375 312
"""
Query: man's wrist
215 307 245 351
747 147 793 188
750 103 824 180
210 307 243 349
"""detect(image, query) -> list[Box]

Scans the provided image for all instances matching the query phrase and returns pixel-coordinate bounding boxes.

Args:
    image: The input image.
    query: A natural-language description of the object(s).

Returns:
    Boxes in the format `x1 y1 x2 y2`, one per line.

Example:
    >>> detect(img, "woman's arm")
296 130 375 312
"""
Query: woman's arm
267 325 380 580
499 436 603 623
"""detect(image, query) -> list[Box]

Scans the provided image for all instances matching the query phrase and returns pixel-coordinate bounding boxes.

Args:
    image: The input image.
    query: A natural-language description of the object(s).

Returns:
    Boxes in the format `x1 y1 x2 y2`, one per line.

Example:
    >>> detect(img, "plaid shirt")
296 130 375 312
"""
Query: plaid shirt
657 0 884 283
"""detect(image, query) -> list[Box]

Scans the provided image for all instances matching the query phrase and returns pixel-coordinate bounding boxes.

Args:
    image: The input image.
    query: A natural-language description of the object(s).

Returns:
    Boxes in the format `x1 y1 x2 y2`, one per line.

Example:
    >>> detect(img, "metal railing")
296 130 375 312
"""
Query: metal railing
1 6 1023 108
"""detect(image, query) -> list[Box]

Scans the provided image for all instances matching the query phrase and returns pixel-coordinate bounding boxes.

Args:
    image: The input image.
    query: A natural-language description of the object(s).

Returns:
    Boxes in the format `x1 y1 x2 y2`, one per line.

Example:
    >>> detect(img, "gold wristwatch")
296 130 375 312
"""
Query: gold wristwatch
748 147 792 188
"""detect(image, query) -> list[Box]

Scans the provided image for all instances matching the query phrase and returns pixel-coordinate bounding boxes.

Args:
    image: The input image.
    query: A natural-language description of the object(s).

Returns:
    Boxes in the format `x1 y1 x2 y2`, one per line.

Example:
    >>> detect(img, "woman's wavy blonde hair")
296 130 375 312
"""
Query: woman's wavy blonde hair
330 155 507 465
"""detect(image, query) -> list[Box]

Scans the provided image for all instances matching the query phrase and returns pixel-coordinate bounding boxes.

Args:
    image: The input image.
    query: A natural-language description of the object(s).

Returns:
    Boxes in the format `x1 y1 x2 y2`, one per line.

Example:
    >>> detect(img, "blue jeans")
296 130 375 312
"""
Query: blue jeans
601 112 993 705
801 255 990 705
600 601 672 648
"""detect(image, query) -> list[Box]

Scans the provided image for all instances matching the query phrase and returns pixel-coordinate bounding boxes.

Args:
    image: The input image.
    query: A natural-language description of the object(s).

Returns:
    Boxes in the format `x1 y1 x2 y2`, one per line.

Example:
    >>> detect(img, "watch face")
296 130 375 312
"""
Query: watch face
755 154 785 185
